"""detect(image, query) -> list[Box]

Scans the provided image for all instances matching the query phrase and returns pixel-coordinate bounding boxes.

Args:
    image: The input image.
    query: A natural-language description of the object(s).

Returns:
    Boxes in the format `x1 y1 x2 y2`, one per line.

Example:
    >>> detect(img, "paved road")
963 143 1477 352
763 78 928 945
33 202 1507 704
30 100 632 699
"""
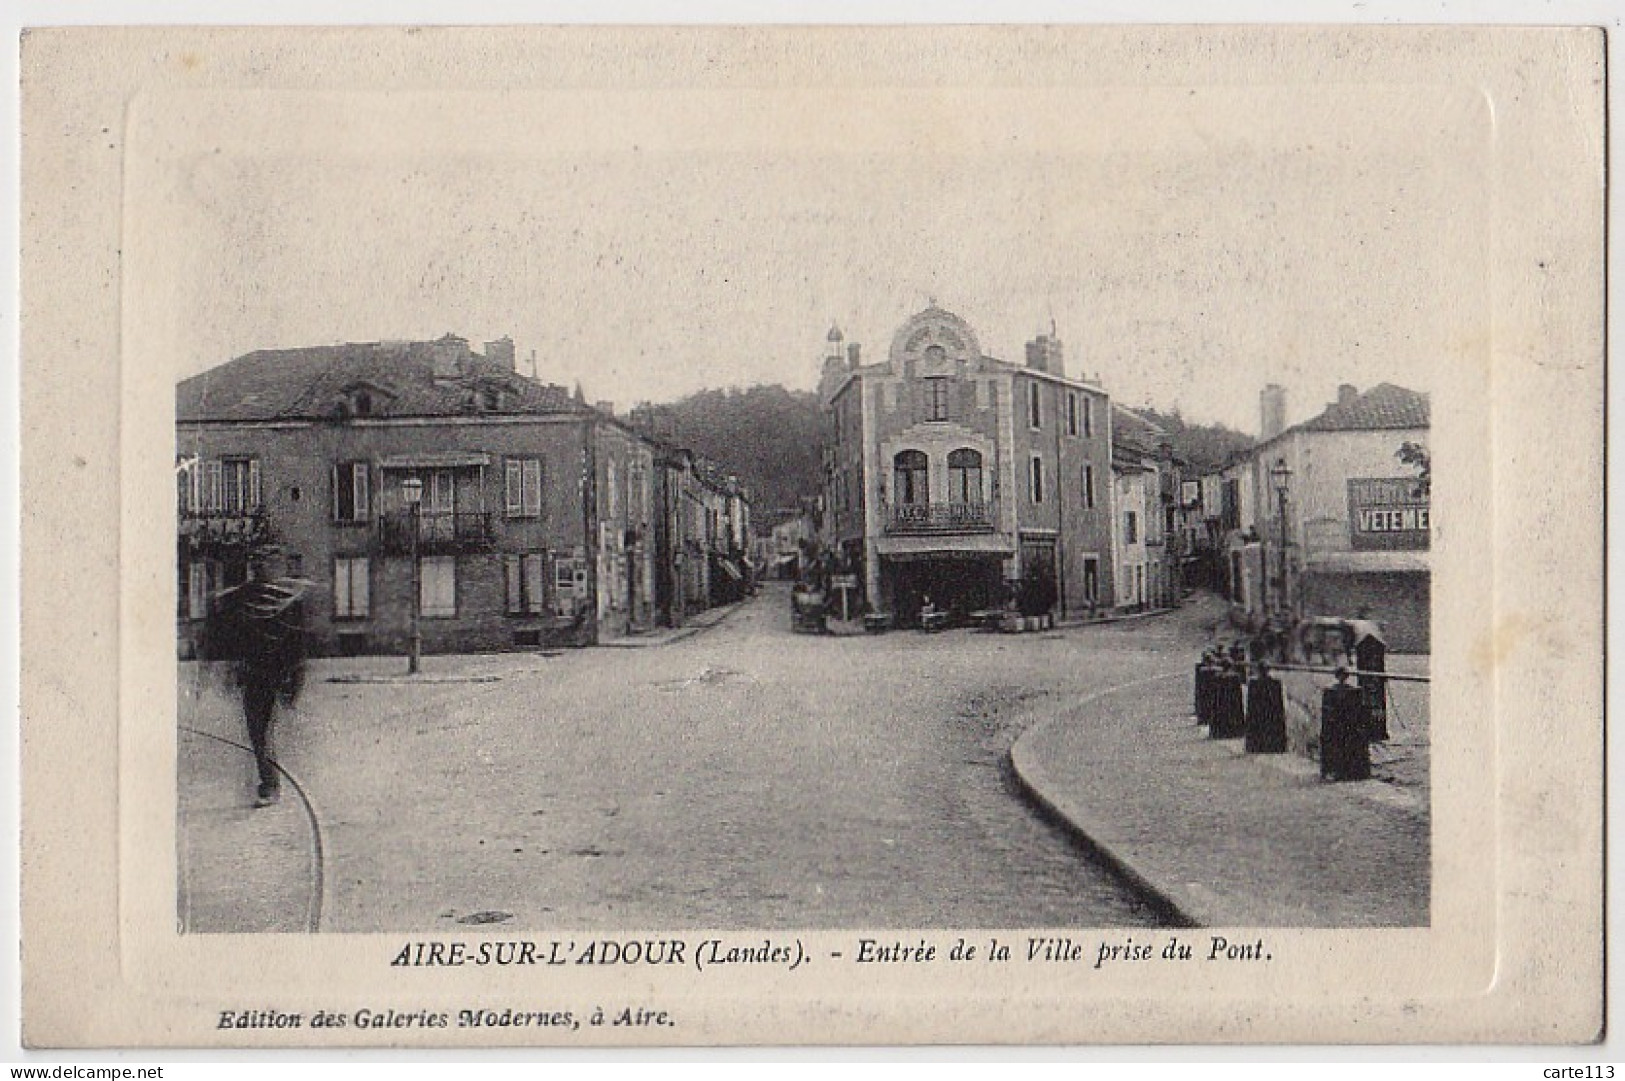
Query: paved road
182 585 1217 931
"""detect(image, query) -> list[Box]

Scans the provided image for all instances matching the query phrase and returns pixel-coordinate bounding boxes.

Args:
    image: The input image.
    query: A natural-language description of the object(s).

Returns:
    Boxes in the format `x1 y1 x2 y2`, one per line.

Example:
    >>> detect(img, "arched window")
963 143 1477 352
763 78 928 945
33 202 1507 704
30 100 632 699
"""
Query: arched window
893 450 929 506
947 449 983 504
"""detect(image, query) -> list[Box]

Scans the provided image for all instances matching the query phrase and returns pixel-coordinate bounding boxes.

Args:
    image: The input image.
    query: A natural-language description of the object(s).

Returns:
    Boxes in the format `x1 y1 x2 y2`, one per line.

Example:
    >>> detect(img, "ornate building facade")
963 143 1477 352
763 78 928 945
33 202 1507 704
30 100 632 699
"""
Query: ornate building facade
819 306 1116 626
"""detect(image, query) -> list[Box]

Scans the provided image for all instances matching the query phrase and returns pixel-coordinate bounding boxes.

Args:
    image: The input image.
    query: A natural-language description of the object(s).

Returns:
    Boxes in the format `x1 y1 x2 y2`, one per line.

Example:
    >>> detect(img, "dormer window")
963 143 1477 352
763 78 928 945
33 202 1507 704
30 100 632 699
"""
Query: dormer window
337 380 394 420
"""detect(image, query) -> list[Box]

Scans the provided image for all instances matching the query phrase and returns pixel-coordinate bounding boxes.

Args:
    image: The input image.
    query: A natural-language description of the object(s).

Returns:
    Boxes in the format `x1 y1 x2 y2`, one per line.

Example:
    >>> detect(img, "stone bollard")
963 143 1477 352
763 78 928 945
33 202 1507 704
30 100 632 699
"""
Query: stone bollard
1194 658 1212 724
1319 668 1372 781
1210 666 1246 739
1195 653 1221 726
1244 664 1288 753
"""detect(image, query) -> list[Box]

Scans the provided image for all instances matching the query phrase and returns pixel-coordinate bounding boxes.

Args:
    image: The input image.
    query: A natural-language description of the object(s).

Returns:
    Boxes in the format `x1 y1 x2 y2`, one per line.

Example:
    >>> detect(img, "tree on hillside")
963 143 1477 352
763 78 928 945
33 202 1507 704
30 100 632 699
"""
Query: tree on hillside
1133 406 1256 473
638 385 826 514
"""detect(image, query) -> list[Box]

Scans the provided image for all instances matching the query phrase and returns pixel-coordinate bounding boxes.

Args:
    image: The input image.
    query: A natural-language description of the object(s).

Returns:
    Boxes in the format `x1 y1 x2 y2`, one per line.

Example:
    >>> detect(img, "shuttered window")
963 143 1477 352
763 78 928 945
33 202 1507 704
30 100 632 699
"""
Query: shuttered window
186 560 209 620
505 458 543 517
333 557 370 618
332 462 370 522
504 552 548 614
420 557 457 617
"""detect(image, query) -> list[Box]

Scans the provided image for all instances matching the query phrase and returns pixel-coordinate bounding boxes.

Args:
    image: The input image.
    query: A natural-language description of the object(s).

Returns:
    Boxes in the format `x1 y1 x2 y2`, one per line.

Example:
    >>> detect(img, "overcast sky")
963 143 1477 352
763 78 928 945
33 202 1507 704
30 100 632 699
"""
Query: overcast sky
145 39 1482 435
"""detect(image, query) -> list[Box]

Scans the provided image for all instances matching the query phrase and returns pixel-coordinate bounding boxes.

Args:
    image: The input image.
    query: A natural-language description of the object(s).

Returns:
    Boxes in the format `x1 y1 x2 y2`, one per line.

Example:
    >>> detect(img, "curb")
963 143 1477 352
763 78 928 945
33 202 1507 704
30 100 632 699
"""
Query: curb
1056 606 1178 630
597 598 747 649
1009 733 1207 929
179 725 327 933
325 674 503 685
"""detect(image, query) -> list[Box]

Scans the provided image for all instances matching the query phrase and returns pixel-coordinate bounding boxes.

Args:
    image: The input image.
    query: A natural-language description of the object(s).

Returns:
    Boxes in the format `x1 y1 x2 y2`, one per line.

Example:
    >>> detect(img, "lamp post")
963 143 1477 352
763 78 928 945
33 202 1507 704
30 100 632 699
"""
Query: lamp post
402 474 423 674
1269 457 1294 620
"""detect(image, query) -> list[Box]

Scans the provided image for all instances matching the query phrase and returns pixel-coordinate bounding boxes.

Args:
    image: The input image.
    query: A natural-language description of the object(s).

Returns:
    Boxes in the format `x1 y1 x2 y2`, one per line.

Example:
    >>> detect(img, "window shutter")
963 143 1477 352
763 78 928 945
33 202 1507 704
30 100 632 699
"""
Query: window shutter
334 560 352 617
354 558 370 616
206 461 222 511
525 553 546 614
187 561 207 619
504 555 522 613
524 459 542 517
248 459 262 508
506 461 523 516
331 465 341 520
355 464 370 521
422 557 456 617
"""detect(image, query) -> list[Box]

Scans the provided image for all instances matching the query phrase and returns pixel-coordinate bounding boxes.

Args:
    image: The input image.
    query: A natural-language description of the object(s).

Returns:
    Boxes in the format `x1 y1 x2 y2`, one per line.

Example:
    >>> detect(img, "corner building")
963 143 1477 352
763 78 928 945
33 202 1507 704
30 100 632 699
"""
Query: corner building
176 335 661 656
820 306 1115 625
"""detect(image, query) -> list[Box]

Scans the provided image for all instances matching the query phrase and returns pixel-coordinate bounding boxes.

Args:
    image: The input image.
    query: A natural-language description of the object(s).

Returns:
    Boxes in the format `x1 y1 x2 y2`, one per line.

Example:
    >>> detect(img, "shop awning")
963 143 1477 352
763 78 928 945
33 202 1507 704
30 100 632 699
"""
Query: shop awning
716 558 744 581
876 534 1015 561
378 452 492 469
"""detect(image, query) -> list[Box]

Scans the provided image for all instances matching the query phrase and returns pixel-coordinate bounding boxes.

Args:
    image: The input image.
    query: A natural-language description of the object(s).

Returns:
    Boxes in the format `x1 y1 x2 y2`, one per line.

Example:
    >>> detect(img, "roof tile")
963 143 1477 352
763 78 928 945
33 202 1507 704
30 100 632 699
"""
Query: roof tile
1300 383 1430 432
177 339 585 423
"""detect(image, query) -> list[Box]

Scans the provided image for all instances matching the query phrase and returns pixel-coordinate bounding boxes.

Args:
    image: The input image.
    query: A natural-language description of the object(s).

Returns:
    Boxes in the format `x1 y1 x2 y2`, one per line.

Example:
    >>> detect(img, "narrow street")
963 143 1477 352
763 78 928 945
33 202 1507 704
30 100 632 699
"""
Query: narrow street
180 585 1221 932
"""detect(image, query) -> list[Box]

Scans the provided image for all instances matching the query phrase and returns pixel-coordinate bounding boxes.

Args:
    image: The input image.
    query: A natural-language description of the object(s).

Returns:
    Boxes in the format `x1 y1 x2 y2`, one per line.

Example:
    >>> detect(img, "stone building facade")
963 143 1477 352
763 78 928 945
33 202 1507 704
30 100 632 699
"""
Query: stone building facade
1224 382 1431 652
176 335 664 656
819 306 1115 625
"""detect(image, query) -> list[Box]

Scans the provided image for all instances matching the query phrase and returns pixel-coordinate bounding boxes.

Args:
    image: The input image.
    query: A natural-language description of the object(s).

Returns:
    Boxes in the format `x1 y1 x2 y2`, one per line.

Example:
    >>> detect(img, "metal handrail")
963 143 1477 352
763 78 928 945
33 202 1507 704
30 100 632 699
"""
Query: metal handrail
1260 662 1430 683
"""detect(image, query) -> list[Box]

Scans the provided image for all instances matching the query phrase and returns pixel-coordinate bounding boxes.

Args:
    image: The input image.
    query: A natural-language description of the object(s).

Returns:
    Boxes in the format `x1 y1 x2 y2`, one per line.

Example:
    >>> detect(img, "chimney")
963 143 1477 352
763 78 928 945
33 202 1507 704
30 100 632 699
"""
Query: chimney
484 336 516 370
1025 334 1063 376
430 334 469 381
1337 383 1359 408
847 342 861 369
1260 384 1287 440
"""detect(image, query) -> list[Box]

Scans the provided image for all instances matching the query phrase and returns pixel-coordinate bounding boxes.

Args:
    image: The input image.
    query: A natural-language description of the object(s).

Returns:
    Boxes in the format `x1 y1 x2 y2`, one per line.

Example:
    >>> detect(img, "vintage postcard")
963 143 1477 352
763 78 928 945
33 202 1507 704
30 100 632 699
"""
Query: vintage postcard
18 23 1604 1046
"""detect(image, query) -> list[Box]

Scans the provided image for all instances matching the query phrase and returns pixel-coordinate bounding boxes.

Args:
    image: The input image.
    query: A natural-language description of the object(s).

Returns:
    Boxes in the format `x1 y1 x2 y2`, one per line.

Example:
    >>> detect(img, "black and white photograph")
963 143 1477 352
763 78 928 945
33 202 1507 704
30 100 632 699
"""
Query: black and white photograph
17 19 1604 1049
170 34 1441 937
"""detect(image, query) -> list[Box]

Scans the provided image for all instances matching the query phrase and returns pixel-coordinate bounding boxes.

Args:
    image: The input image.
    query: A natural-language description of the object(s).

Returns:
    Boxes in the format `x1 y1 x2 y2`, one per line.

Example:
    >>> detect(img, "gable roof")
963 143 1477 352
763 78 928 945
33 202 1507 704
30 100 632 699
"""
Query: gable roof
177 337 587 423
1111 404 1167 455
1299 383 1430 432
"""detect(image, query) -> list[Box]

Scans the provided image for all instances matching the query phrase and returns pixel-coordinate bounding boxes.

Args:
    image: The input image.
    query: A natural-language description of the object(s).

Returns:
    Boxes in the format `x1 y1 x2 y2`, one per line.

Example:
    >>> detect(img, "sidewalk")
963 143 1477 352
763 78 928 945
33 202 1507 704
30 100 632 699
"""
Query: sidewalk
178 715 322 932
597 597 746 648
1010 670 1430 927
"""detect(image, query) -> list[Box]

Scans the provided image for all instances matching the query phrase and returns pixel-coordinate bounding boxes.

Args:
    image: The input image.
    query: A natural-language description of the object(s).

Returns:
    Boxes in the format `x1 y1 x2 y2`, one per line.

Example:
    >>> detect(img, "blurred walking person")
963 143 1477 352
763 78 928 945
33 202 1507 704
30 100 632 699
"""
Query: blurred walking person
210 546 310 807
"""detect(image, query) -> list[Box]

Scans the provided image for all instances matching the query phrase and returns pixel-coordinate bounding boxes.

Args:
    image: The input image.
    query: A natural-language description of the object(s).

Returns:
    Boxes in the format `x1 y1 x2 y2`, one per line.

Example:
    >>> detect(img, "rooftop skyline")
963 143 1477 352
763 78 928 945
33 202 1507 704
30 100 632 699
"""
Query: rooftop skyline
137 33 1479 437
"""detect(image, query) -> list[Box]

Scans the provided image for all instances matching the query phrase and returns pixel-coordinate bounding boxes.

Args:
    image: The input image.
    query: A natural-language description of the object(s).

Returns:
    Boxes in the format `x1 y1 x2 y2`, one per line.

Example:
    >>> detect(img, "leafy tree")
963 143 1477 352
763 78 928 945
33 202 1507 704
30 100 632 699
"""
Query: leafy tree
1397 441 1431 498
1132 406 1257 473
639 384 826 514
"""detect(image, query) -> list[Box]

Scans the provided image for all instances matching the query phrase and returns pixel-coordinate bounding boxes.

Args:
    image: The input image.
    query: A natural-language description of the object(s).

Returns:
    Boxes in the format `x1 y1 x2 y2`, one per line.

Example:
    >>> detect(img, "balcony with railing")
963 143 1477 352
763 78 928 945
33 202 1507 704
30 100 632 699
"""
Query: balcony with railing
883 499 997 535
179 506 271 555
375 510 497 555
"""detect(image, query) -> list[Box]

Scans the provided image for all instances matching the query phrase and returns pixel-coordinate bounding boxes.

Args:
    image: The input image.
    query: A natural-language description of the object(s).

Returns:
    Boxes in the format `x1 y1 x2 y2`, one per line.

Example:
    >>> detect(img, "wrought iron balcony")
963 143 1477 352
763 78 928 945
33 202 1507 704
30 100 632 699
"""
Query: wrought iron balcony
178 507 271 554
883 500 997 535
375 510 497 555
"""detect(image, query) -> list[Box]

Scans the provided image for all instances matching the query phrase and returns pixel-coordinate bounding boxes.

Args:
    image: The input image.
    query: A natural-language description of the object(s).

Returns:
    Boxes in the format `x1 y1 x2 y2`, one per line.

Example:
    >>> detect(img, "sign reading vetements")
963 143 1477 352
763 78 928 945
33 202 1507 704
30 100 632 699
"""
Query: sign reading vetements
1347 477 1430 551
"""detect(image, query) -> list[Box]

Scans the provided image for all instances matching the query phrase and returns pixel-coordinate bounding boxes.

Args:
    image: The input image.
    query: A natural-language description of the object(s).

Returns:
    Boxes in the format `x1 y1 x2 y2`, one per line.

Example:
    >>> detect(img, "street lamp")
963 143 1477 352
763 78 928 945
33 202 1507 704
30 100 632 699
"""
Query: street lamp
1269 457 1293 619
402 474 423 675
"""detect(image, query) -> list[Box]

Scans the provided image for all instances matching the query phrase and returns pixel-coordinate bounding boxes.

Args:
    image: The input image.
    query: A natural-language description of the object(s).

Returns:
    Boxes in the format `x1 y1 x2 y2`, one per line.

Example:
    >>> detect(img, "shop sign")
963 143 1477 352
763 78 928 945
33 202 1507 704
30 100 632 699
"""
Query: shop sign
1347 477 1430 550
